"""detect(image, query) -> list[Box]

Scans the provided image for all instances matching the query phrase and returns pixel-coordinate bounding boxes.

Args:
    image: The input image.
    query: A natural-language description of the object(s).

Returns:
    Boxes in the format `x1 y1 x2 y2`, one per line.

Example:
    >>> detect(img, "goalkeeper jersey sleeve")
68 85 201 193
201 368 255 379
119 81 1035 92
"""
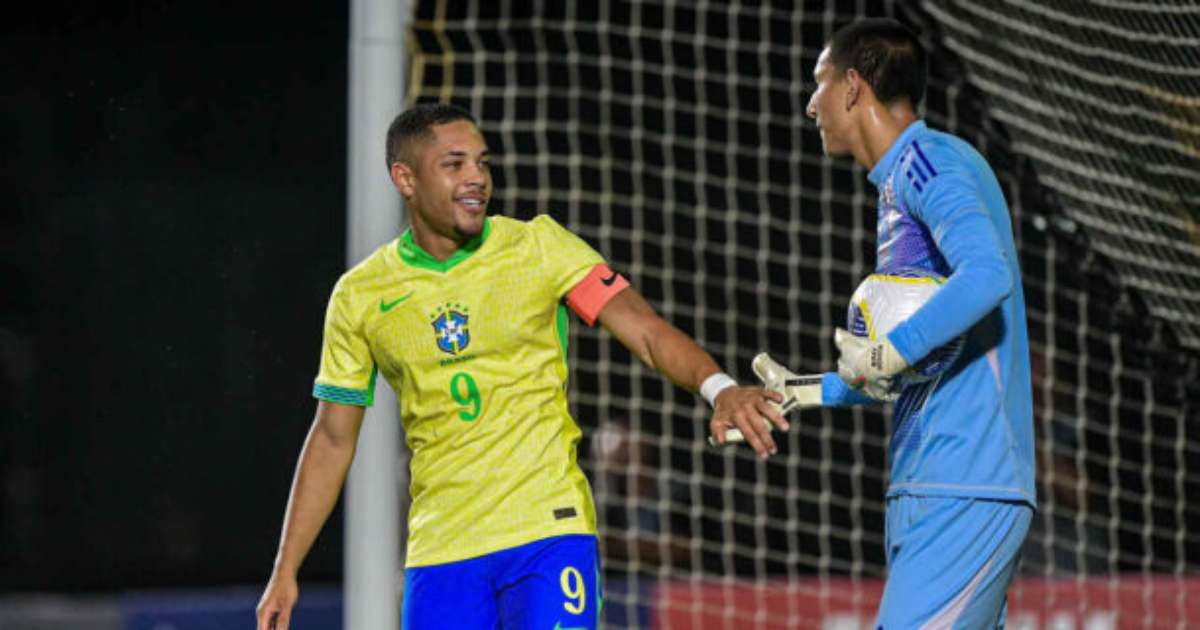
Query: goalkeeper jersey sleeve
882 141 1012 366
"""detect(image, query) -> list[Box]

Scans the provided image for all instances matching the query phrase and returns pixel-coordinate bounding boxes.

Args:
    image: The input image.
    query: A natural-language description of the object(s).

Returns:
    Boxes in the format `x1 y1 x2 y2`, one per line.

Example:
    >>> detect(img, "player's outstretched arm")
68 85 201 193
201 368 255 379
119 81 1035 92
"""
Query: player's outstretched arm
595 287 787 458
257 401 365 630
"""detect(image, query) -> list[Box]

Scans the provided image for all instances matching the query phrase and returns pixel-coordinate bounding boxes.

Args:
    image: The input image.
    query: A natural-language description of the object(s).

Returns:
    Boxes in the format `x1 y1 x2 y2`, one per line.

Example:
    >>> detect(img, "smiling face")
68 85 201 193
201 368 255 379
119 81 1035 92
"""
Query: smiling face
805 46 856 157
391 119 492 255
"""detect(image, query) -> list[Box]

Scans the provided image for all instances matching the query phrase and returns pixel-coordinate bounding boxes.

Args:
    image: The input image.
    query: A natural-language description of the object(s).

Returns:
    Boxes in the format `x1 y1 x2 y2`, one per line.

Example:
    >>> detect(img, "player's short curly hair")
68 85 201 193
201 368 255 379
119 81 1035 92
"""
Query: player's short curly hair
385 102 478 169
827 18 927 108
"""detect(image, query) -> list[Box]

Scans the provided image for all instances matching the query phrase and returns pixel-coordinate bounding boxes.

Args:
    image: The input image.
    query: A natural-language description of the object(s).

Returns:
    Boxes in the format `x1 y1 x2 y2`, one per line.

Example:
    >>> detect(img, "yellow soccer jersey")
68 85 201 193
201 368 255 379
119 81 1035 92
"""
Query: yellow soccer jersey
314 215 606 567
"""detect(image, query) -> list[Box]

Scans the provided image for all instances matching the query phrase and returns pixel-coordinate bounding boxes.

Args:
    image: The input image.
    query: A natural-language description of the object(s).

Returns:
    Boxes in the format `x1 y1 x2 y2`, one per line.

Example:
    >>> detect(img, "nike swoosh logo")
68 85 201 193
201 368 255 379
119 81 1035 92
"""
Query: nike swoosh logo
380 291 414 313
601 271 619 286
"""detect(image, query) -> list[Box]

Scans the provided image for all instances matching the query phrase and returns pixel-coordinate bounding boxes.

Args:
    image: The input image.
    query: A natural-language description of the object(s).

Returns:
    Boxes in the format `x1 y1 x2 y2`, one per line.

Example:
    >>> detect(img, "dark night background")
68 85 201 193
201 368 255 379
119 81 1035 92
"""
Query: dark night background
2 3 352 591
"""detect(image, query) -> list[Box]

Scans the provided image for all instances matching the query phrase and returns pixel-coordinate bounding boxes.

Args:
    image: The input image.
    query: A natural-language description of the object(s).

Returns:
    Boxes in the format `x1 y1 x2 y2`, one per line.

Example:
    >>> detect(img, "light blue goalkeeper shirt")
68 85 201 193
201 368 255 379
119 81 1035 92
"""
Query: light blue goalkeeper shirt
822 120 1035 507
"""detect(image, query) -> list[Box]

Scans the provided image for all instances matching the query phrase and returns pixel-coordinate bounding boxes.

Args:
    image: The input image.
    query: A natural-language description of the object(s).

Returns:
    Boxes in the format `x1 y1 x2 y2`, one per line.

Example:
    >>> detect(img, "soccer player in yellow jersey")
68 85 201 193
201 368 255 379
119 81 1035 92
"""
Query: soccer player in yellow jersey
255 103 787 630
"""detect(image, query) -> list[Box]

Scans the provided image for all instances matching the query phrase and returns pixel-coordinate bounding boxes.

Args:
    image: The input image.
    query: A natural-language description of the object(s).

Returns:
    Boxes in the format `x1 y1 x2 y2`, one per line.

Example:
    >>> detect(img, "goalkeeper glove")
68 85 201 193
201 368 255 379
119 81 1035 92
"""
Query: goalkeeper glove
708 353 822 447
752 353 823 414
834 328 906 402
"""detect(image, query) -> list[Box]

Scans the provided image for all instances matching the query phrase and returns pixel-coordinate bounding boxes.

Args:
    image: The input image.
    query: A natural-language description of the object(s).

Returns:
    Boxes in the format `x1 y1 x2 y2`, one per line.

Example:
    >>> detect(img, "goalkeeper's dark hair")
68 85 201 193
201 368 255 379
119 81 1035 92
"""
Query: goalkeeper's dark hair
828 18 927 108
386 102 478 169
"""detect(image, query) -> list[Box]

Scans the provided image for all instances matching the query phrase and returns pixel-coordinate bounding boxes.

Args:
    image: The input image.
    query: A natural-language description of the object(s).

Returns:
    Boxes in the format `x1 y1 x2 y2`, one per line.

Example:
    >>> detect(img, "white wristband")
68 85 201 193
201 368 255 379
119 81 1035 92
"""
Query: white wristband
699 372 737 407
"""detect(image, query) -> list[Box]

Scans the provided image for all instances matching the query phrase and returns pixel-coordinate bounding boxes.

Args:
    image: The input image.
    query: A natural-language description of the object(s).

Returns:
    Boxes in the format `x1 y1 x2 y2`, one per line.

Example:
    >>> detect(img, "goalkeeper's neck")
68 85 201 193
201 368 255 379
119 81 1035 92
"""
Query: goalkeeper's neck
850 100 918 171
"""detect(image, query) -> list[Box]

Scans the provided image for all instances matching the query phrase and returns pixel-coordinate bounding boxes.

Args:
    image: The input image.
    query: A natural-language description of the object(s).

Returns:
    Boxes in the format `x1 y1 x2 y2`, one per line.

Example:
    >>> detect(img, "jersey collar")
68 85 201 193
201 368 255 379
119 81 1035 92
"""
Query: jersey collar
397 216 492 273
868 120 927 186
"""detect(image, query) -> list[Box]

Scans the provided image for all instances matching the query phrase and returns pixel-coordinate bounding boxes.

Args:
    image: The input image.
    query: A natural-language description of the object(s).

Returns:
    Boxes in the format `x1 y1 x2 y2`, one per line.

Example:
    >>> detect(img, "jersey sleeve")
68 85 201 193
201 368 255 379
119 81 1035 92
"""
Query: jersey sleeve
530 213 609 295
312 278 377 406
887 143 1013 365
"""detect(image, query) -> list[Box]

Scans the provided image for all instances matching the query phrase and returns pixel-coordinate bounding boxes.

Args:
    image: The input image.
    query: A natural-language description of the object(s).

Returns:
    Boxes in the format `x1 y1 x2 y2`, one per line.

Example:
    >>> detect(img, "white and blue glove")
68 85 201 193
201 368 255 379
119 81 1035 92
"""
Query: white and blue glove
834 328 907 402
752 353 823 414
710 353 822 447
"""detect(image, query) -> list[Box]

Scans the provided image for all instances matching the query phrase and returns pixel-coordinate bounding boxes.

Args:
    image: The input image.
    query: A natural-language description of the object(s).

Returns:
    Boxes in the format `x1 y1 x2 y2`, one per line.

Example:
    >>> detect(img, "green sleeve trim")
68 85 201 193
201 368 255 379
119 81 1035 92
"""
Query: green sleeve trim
313 370 377 407
556 302 570 358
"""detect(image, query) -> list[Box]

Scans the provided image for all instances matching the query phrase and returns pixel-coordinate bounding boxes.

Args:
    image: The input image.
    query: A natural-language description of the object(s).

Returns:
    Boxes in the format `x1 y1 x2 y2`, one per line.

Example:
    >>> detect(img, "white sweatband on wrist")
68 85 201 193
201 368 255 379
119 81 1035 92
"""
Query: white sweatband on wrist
699 372 737 407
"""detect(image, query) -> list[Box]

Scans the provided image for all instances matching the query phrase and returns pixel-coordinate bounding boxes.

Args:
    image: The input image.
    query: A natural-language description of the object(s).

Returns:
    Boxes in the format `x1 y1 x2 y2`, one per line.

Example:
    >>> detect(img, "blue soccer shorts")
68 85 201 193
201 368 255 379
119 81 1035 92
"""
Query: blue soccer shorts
875 496 1032 629
402 534 601 630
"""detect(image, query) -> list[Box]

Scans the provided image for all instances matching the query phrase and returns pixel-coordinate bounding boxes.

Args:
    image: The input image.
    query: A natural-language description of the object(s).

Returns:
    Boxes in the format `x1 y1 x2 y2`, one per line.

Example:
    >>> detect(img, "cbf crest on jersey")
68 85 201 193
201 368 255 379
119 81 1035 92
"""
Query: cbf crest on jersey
430 302 470 355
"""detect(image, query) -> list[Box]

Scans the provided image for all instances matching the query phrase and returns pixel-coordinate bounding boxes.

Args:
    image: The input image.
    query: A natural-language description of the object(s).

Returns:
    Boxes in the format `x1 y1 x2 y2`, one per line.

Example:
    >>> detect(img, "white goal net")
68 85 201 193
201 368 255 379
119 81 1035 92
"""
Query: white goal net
406 1 1200 627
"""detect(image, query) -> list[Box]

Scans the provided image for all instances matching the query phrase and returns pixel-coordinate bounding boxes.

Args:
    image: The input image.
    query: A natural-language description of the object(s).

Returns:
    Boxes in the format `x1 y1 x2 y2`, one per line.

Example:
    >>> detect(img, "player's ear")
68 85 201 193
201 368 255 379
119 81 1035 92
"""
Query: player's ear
844 68 862 110
390 161 416 197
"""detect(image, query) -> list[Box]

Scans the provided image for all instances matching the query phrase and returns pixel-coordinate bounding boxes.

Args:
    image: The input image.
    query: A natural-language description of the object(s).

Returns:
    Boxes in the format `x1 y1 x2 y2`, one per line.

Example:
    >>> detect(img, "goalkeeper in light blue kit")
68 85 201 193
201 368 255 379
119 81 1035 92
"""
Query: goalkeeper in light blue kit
741 18 1035 628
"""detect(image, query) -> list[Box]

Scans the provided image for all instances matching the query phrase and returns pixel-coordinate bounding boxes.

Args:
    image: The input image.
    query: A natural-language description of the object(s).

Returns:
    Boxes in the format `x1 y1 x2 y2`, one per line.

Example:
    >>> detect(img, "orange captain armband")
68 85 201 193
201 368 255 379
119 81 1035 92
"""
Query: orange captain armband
566 264 630 326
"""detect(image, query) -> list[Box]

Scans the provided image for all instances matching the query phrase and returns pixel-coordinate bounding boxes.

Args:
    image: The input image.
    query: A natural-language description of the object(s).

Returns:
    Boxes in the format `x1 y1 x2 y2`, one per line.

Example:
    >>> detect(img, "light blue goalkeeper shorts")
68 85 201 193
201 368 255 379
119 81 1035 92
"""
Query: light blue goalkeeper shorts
875 496 1032 629
402 534 601 630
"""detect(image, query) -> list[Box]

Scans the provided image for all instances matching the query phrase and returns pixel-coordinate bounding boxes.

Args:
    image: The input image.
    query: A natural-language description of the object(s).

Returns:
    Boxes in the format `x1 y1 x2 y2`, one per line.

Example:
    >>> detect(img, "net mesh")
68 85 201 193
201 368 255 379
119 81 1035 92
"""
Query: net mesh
925 1 1200 353
406 1 1200 626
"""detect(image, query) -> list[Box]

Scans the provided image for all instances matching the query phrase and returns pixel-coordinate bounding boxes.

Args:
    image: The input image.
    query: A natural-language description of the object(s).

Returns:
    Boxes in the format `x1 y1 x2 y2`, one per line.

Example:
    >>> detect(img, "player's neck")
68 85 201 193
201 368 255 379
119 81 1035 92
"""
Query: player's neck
410 223 468 262
852 103 918 170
